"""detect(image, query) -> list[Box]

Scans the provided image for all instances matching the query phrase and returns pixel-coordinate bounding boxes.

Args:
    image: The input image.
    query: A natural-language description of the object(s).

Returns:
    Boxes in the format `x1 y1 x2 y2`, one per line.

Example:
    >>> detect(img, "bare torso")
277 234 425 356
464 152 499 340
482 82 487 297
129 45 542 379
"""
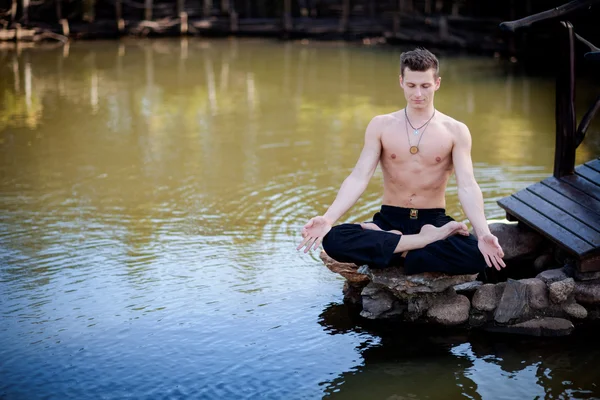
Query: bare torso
378 110 458 209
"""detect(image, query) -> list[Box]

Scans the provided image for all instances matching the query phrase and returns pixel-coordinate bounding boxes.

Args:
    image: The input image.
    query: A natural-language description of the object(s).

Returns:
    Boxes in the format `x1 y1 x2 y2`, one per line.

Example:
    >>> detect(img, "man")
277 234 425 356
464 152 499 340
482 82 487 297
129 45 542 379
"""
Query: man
297 48 505 275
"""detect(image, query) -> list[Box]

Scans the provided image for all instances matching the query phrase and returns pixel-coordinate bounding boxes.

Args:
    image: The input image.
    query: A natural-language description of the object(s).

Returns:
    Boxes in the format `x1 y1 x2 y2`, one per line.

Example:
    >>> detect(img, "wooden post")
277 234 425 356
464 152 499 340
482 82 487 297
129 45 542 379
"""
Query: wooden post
22 0 29 24
553 21 577 178
283 0 292 32
203 0 212 18
339 0 350 33
115 0 124 33
439 16 448 41
424 0 432 14
180 12 188 34
145 0 152 21
229 3 238 32
221 0 229 13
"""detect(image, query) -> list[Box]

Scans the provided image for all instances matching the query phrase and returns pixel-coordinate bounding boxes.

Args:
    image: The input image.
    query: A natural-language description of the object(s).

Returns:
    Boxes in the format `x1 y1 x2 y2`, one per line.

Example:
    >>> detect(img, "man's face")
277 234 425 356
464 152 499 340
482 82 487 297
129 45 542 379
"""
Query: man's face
399 67 440 108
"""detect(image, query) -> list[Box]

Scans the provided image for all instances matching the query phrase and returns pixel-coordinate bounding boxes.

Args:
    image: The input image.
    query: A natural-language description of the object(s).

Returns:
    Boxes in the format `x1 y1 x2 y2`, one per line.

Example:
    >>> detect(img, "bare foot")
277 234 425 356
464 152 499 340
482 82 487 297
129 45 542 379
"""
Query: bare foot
360 223 402 235
420 221 469 242
359 222 382 231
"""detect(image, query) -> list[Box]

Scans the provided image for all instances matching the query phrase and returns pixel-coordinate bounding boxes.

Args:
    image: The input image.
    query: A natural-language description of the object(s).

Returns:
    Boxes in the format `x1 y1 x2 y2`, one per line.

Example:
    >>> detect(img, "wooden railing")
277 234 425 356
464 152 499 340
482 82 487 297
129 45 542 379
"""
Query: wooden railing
500 0 600 178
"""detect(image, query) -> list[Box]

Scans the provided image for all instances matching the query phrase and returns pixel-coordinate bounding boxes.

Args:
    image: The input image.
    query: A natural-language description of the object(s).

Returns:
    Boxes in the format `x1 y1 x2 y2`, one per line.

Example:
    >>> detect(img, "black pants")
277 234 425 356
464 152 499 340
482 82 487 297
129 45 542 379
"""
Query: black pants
322 205 487 275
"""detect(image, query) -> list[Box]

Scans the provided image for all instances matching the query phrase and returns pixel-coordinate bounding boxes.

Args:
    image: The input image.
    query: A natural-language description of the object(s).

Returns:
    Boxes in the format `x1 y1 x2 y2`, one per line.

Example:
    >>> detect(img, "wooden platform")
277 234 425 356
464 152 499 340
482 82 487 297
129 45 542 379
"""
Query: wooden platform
498 158 600 272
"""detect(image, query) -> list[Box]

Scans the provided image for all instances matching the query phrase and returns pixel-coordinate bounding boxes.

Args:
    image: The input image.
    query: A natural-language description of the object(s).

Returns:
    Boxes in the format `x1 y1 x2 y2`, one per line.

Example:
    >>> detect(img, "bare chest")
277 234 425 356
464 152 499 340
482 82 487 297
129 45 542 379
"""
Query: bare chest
380 124 454 170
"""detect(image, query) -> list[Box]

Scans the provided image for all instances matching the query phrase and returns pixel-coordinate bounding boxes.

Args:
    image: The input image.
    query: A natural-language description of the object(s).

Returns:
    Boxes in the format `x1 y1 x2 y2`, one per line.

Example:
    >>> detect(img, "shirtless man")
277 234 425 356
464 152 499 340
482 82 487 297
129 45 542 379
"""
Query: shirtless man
297 48 505 275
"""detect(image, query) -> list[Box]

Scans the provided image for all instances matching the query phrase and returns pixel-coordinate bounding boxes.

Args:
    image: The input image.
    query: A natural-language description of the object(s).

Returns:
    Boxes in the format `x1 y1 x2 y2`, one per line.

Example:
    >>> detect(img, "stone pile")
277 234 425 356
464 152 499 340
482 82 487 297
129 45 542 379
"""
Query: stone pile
320 221 600 337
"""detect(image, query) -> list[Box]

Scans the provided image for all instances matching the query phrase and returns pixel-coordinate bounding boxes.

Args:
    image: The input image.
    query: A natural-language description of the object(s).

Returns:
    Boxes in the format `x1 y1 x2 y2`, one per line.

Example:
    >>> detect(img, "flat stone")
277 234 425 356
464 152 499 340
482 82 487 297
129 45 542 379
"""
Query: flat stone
574 270 600 281
427 294 470 326
472 283 503 312
494 279 530 324
562 302 588 319
368 267 478 298
549 278 575 304
488 222 544 261
454 280 483 294
500 317 574 337
574 280 600 305
360 283 405 319
519 278 549 309
536 268 571 285
320 251 369 284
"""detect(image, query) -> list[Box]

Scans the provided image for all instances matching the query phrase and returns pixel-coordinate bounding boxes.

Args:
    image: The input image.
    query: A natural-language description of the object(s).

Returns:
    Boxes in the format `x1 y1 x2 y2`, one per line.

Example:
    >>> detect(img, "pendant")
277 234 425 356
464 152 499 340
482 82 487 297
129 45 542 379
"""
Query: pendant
413 129 419 135
410 146 419 154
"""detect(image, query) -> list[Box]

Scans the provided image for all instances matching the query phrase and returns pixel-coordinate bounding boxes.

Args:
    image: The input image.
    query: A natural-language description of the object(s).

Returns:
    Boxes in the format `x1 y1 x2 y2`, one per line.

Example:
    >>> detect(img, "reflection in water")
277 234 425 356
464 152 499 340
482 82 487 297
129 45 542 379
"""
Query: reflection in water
318 303 600 399
0 39 599 399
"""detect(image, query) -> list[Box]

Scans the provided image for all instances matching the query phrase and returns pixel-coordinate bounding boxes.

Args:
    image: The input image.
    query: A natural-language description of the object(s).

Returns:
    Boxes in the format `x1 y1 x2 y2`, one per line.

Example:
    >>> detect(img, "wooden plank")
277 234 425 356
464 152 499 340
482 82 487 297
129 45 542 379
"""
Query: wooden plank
527 183 600 232
575 164 600 186
561 175 600 201
514 190 600 246
498 196 594 256
585 158 600 173
543 176 600 214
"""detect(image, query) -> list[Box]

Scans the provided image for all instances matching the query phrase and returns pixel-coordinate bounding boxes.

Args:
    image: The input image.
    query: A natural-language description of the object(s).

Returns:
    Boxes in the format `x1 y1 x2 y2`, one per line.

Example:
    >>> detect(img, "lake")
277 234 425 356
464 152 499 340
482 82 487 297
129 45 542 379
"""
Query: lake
1 38 599 399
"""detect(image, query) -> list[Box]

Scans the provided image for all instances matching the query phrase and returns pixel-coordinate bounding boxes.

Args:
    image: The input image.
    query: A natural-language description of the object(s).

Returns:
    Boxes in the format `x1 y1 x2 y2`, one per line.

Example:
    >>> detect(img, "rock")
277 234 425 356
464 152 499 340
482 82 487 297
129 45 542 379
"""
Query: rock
368 267 478 298
320 251 369 284
494 279 530 324
427 295 470 326
536 268 571 285
562 302 588 319
472 283 503 312
488 317 574 337
343 281 367 305
574 280 600 305
574 270 600 281
454 281 483 295
488 222 544 261
533 253 556 272
406 295 435 321
360 283 405 319
519 278 549 309
549 278 575 304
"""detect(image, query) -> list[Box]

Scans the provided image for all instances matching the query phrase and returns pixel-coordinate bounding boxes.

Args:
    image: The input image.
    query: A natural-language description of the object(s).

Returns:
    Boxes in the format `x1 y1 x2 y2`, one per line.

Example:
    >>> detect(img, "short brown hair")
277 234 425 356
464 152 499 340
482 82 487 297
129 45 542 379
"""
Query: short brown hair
400 48 439 77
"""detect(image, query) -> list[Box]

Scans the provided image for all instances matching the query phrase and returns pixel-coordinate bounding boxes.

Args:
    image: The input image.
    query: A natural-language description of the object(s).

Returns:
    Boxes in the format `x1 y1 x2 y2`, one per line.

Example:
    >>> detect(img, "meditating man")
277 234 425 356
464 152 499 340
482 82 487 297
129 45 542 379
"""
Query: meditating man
297 48 506 275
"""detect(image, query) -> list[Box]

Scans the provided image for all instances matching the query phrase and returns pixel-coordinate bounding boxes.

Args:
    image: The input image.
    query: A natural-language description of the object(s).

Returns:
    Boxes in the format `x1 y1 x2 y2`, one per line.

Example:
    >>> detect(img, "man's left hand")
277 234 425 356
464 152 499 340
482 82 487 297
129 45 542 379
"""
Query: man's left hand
478 233 506 270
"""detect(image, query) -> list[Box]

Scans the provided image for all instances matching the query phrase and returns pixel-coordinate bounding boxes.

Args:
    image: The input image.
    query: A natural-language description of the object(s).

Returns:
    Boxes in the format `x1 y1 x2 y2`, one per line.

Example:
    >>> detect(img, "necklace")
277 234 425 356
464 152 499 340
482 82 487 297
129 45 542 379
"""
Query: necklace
404 108 435 154
405 108 436 135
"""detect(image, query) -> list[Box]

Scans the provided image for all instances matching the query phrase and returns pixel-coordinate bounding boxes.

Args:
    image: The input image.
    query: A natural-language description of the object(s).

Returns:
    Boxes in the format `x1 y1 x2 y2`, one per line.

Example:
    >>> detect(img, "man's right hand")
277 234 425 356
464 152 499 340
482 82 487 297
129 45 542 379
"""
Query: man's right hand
297 216 333 253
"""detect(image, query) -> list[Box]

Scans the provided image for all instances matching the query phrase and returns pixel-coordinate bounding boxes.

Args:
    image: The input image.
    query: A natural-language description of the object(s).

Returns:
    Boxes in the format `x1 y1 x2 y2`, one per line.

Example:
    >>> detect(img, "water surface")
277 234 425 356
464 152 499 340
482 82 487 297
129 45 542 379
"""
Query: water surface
1 38 599 399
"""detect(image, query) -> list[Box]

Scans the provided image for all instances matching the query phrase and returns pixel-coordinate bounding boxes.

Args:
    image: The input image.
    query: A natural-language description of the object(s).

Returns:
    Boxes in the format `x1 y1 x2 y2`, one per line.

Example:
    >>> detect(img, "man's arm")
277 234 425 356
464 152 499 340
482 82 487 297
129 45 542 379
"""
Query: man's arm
322 116 384 224
297 116 383 252
452 123 506 270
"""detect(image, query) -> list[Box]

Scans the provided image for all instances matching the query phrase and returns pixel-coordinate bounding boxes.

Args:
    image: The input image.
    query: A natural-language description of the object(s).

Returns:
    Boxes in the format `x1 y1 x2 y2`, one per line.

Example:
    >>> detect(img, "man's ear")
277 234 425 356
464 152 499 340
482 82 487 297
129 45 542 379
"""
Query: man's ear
399 75 403 88
435 76 441 91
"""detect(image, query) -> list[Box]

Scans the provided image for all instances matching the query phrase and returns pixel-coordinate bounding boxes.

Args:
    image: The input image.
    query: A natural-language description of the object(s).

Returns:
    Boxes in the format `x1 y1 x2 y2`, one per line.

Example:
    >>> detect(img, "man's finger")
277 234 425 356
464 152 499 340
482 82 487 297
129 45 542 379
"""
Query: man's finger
297 235 311 251
490 254 501 271
484 253 492 268
313 237 323 251
496 255 506 268
304 237 317 253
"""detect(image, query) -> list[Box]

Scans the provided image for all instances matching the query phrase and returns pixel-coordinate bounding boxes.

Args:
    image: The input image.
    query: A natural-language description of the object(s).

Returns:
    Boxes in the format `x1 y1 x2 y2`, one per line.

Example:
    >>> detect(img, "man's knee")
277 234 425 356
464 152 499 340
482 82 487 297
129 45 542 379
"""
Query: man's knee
322 223 360 260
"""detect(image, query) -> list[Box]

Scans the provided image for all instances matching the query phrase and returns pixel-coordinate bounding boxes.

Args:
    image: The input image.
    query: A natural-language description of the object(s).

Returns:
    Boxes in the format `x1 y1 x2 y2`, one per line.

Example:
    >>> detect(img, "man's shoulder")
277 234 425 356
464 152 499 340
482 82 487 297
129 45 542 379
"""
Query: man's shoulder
370 112 401 126
436 112 470 137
